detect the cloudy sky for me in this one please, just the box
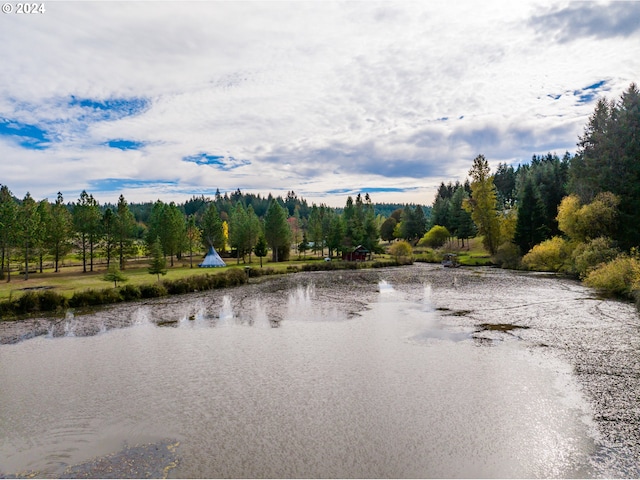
[1,1,638,207]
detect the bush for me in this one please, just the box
[389,240,413,259]
[139,283,168,298]
[572,237,620,279]
[38,290,68,312]
[0,299,15,318]
[119,284,142,301]
[493,241,521,269]
[163,278,191,295]
[584,255,640,296]
[418,225,450,248]
[69,289,104,308]
[225,268,248,287]
[522,236,573,272]
[16,292,39,314]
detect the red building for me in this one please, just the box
[342,245,371,262]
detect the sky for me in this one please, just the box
[1,1,639,208]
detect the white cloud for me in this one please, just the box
[0,1,638,207]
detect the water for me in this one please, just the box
[1,265,639,478]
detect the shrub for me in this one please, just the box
[139,283,168,298]
[119,284,142,301]
[101,288,123,304]
[418,226,450,248]
[0,299,15,317]
[69,289,106,308]
[163,278,191,295]
[522,236,573,272]
[571,237,620,279]
[493,241,521,269]
[38,290,68,312]
[584,255,640,296]
[389,240,413,259]
[225,268,248,287]
[16,292,39,314]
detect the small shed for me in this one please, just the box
[342,245,371,262]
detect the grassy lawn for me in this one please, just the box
[412,237,493,266]
[0,253,339,301]
[0,245,486,303]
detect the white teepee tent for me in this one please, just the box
[199,246,226,267]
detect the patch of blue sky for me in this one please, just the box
[182,153,250,170]
[325,188,352,195]
[183,153,225,166]
[106,139,144,150]
[364,187,413,193]
[68,96,149,121]
[326,187,410,195]
[573,80,607,104]
[0,118,50,149]
[89,178,178,192]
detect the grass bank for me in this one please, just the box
[0,256,412,320]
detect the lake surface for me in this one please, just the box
[1,265,639,478]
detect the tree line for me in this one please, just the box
[0,179,434,281]
[429,83,640,298]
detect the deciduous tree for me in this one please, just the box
[465,154,501,255]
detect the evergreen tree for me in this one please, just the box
[0,185,17,281]
[201,203,224,252]
[514,177,549,254]
[163,202,186,267]
[326,213,344,257]
[430,195,451,231]
[264,200,291,262]
[185,215,201,268]
[18,193,41,280]
[246,205,262,263]
[103,266,128,287]
[569,83,640,250]
[308,205,324,255]
[73,190,91,273]
[494,163,517,207]
[229,202,250,263]
[35,199,51,273]
[299,232,309,259]
[254,234,268,267]
[114,195,136,270]
[449,186,476,247]
[362,193,380,252]
[47,192,72,273]
[148,236,167,281]
[102,208,116,269]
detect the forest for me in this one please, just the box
[0,182,430,280]
[1,83,638,304]
[428,83,640,301]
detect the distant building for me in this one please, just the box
[342,245,371,262]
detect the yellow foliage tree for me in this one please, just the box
[389,240,413,260]
[222,220,229,252]
[522,236,573,272]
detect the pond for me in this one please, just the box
[1,264,639,478]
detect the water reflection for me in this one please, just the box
[0,266,638,478]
